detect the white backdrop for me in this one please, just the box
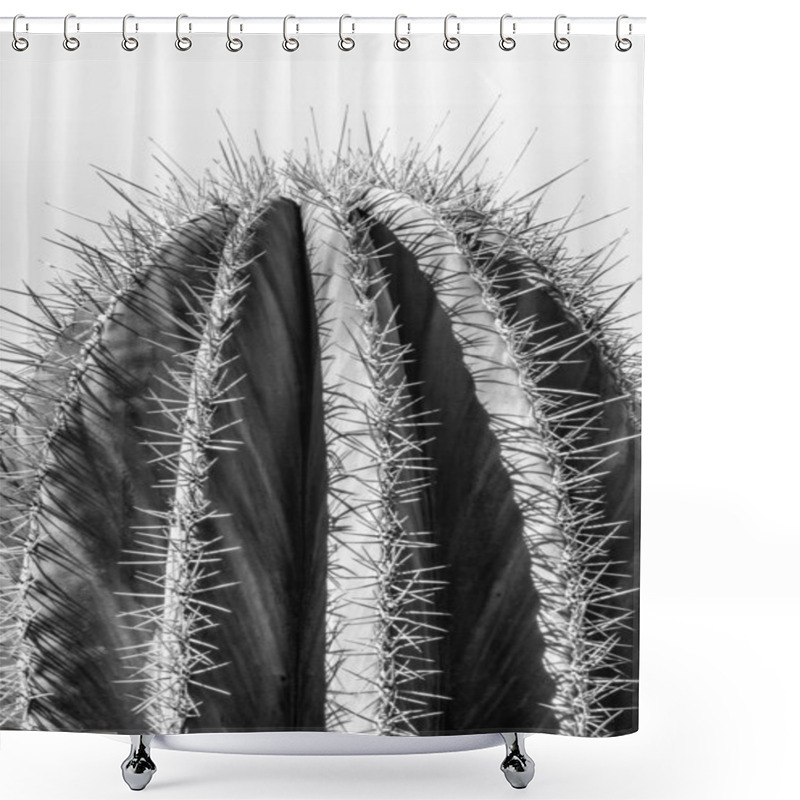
[0,1,797,799]
[0,30,642,342]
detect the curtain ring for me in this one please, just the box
[175,13,192,51]
[338,14,355,51]
[499,13,516,51]
[443,14,460,51]
[226,15,243,51]
[282,15,299,51]
[553,14,570,51]
[63,13,80,51]
[122,14,139,51]
[394,14,410,51]
[615,14,632,51]
[12,14,29,51]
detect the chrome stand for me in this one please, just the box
[117,731,532,790]
[121,734,157,791]
[500,733,535,789]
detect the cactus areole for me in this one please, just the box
[0,127,640,738]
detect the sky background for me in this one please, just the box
[0,32,642,349]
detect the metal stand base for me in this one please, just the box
[117,731,533,790]
[500,733,535,789]
[121,734,157,791]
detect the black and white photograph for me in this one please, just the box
[0,23,641,741]
[0,2,796,800]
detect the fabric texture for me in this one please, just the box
[0,30,643,737]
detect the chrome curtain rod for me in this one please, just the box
[1,15,645,36]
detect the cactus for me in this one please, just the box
[0,116,640,736]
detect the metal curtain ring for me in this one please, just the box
[499,13,515,51]
[12,14,29,51]
[226,15,243,51]
[338,14,355,51]
[394,14,410,51]
[615,14,632,51]
[122,14,139,51]
[63,13,80,51]
[283,15,299,51]
[175,13,192,50]
[553,14,570,51]
[443,13,460,51]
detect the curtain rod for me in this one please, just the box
[0,16,646,36]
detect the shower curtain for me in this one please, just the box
[0,21,643,739]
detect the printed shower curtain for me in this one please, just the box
[0,22,643,738]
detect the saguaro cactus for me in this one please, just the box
[0,121,640,737]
